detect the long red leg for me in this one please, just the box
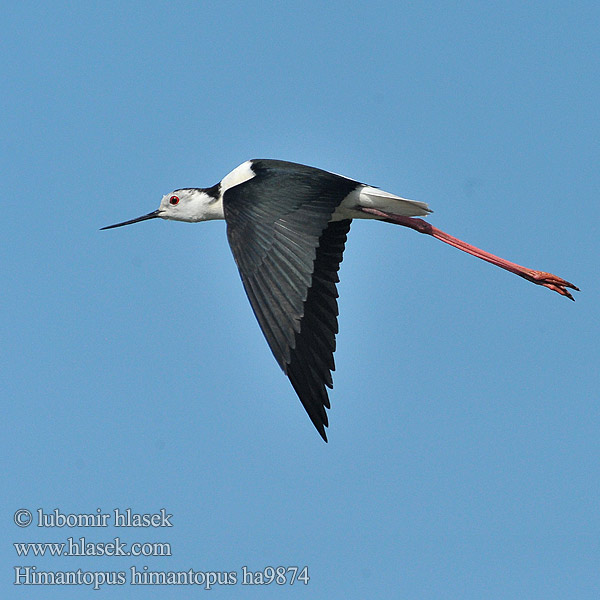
[360,207,579,300]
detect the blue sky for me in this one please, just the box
[2,1,599,598]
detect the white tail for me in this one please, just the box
[358,186,431,217]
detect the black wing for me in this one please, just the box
[223,160,357,441]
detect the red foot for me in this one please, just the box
[521,271,579,301]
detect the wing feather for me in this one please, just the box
[223,160,356,440]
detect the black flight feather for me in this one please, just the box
[223,159,357,440]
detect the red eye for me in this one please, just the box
[169,195,180,205]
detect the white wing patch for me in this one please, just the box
[220,160,256,194]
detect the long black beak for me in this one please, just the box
[100,209,161,230]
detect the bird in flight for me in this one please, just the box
[102,159,578,441]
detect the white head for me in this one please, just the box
[101,186,224,230]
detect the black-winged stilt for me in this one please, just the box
[102,159,578,440]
